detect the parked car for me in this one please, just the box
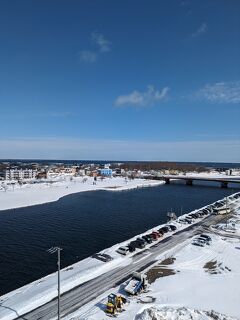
[158,228,165,235]
[161,226,169,233]
[128,241,138,252]
[192,234,211,247]
[178,219,188,224]
[149,232,158,241]
[198,237,210,245]
[200,234,212,242]
[169,224,177,231]
[116,246,129,255]
[135,239,145,249]
[136,237,146,245]
[192,240,205,247]
[202,209,209,215]
[142,235,152,244]
[152,231,161,238]
[128,246,136,253]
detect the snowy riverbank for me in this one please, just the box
[0,176,164,211]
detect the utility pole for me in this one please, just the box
[47,246,62,320]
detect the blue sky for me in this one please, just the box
[0,0,239,161]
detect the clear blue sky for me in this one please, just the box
[0,0,239,162]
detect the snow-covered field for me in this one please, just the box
[65,205,240,320]
[0,176,163,211]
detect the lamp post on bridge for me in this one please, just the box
[47,246,62,320]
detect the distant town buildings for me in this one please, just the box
[97,168,112,176]
[0,160,239,184]
[4,169,37,180]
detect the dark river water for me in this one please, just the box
[0,182,238,295]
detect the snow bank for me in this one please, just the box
[135,306,237,320]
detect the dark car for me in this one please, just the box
[184,218,192,224]
[128,241,138,252]
[191,213,200,218]
[142,235,152,244]
[128,244,136,252]
[158,228,165,235]
[135,242,145,249]
[136,237,146,245]
[192,241,204,247]
[215,202,224,208]
[169,225,177,231]
[135,238,145,248]
[161,226,169,233]
[200,234,212,241]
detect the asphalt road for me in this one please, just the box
[13,212,229,320]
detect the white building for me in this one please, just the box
[4,169,38,181]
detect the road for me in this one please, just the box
[14,213,228,320]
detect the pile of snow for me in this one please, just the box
[213,218,240,235]
[135,306,237,320]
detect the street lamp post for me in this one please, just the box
[47,246,62,320]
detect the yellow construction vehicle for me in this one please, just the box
[105,293,127,315]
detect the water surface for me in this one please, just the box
[0,182,237,295]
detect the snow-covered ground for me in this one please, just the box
[0,176,163,211]
[65,203,240,320]
[67,234,240,320]
[211,215,240,236]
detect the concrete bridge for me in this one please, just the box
[146,175,240,188]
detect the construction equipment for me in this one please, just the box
[105,293,127,315]
[124,272,148,295]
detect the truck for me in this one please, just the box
[213,206,231,215]
[124,272,147,295]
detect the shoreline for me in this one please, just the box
[0,177,164,212]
